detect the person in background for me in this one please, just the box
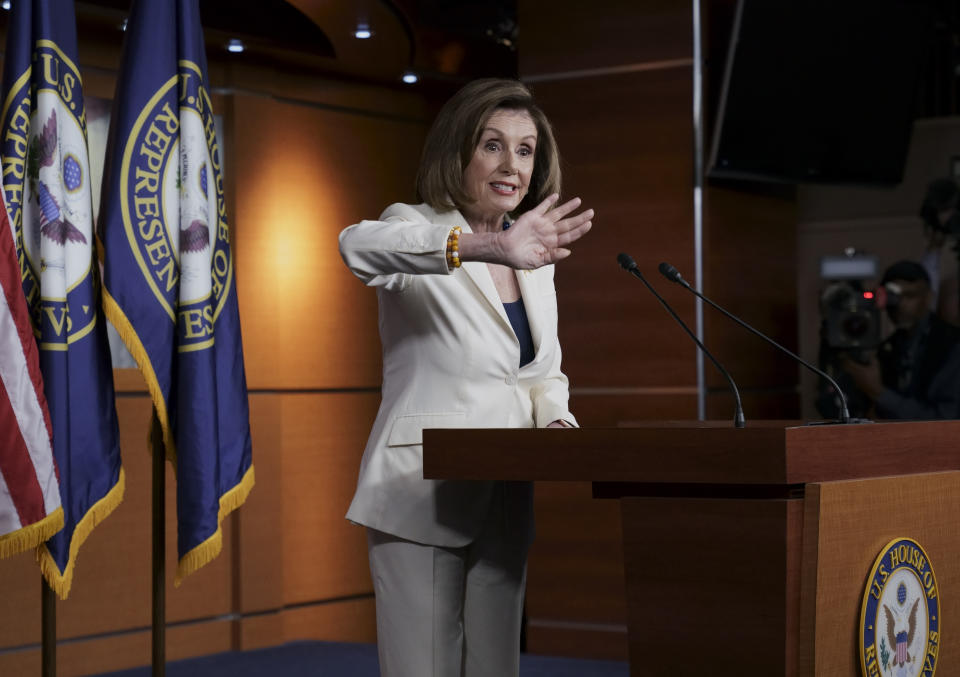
[338,78,592,677]
[842,260,960,419]
[919,177,960,325]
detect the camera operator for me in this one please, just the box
[841,260,960,420]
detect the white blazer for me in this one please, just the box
[339,202,577,547]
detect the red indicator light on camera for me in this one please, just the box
[863,292,874,299]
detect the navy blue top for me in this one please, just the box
[503,298,535,368]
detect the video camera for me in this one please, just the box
[819,251,901,350]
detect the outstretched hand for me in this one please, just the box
[498,194,593,269]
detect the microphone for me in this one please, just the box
[617,253,745,428]
[657,262,854,424]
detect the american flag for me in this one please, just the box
[896,630,908,664]
[0,202,63,557]
[37,181,60,228]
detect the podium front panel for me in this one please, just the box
[799,471,960,677]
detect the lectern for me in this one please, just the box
[423,421,960,676]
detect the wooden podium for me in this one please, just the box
[423,421,960,676]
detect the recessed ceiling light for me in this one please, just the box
[354,23,372,39]
[227,39,245,53]
[2,1,11,10]
[402,72,418,84]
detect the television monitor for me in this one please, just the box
[707,0,931,185]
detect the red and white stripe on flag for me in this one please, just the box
[0,203,62,557]
[897,638,907,665]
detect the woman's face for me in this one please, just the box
[462,109,537,223]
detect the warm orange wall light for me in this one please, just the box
[231,94,425,391]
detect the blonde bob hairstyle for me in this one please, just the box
[416,78,561,216]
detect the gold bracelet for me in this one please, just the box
[446,226,461,269]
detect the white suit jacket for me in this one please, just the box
[339,202,577,547]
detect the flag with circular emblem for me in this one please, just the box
[0,0,124,598]
[99,0,254,584]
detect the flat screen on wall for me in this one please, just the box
[707,0,930,185]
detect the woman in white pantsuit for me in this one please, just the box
[339,78,593,677]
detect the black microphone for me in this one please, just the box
[657,262,854,424]
[617,253,745,428]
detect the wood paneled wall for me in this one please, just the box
[226,87,431,654]
[517,0,799,661]
[518,0,696,661]
[702,182,799,420]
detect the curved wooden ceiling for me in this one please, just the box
[64,0,516,86]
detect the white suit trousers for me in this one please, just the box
[366,491,529,677]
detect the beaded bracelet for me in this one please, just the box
[446,226,462,269]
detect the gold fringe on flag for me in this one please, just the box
[174,464,255,585]
[100,285,177,463]
[0,507,64,559]
[37,469,125,599]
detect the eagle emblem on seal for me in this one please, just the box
[882,587,920,675]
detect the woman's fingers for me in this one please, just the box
[557,219,592,247]
[533,193,561,214]
[546,196,582,221]
[543,206,593,250]
[556,208,594,233]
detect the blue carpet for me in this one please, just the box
[94,640,629,677]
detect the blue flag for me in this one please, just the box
[99,0,253,583]
[0,0,124,598]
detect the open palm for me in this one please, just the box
[500,194,593,269]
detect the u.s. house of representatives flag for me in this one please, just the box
[0,0,124,597]
[99,0,253,583]
[0,203,63,558]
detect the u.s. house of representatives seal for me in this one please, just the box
[860,538,940,677]
[119,59,231,352]
[2,40,97,349]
